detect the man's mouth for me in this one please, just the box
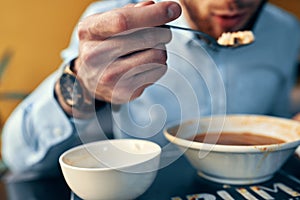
[212,12,246,30]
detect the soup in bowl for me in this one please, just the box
[164,115,300,185]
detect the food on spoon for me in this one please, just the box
[217,31,255,46]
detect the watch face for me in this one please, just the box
[60,73,84,108]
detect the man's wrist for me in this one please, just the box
[54,61,107,119]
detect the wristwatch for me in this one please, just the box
[56,61,107,118]
[58,64,93,111]
[56,64,95,118]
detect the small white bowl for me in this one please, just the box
[59,139,161,200]
[164,115,300,185]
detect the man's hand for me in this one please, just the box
[73,1,181,104]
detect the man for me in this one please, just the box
[2,0,300,175]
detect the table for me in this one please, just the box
[1,154,300,200]
[138,155,300,200]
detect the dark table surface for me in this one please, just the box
[1,154,300,200]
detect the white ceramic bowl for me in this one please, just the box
[59,139,161,200]
[164,115,300,185]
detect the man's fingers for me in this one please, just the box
[110,62,167,104]
[78,1,181,40]
[80,27,171,66]
[124,1,155,8]
[105,45,168,82]
[134,1,155,7]
[125,1,181,28]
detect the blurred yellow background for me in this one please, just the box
[0,0,95,125]
[0,0,299,127]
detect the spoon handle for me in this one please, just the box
[160,24,221,50]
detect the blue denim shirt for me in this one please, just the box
[2,0,300,174]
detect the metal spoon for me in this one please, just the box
[161,24,252,50]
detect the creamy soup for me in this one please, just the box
[188,132,285,146]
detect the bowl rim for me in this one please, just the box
[163,114,300,153]
[59,139,161,171]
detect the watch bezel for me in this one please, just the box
[59,72,85,109]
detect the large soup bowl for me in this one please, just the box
[164,115,300,185]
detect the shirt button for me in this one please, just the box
[53,128,63,137]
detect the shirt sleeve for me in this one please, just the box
[1,72,75,173]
